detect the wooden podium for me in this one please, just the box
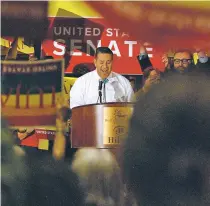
[71,102,134,148]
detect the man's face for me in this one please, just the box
[94,53,113,79]
[173,52,192,73]
[198,51,207,58]
[198,51,208,63]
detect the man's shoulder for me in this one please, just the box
[112,72,129,82]
[113,72,132,87]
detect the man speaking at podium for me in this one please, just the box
[70,47,134,109]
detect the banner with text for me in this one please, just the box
[1,59,64,127]
[43,10,165,74]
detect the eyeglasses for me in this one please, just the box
[174,59,192,64]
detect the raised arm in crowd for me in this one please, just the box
[135,45,210,98]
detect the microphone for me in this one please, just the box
[98,80,103,103]
[98,80,103,91]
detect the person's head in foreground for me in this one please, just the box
[71,148,125,206]
[123,74,210,206]
[173,50,194,73]
[94,47,113,80]
[1,118,27,206]
[24,156,85,206]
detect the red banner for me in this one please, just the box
[40,2,210,75]
[42,16,166,74]
[20,129,56,149]
[86,2,210,51]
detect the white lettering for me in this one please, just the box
[108,40,121,57]
[63,27,71,35]
[97,40,102,47]
[52,39,155,58]
[77,27,83,36]
[53,27,61,36]
[146,47,153,58]
[70,39,82,56]
[122,32,129,37]
[146,47,153,52]
[86,40,96,56]
[124,41,137,57]
[93,28,101,36]
[114,28,120,37]
[53,39,65,56]
[106,28,113,37]
[85,28,92,36]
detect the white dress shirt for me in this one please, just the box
[70,70,134,109]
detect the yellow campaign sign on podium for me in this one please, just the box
[103,107,133,145]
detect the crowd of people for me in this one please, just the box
[2,46,210,206]
[137,47,210,96]
[69,46,210,101]
[2,1,210,204]
[2,57,210,206]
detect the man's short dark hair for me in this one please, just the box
[72,63,92,77]
[123,74,210,206]
[95,47,113,58]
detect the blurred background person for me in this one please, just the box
[53,104,78,163]
[163,49,196,74]
[137,45,153,73]
[1,118,27,206]
[24,156,85,206]
[2,117,85,206]
[123,74,210,206]
[138,45,196,75]
[136,47,201,98]
[125,76,137,92]
[72,63,94,78]
[72,148,137,206]
[196,50,210,74]
[136,45,161,97]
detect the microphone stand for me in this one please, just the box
[103,82,106,103]
[98,80,103,104]
[99,90,102,103]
